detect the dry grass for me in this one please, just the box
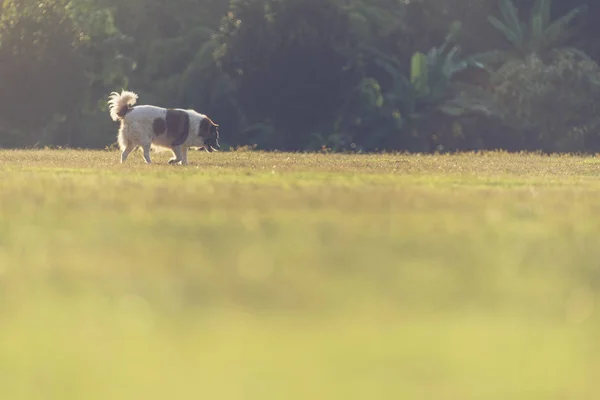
[1,149,600,399]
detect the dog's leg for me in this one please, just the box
[181,146,188,165]
[121,143,135,164]
[168,146,183,165]
[141,144,152,164]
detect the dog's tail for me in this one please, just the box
[108,90,138,122]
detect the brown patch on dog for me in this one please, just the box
[165,109,190,146]
[152,117,166,135]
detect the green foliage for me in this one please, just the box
[0,0,598,153]
[460,0,600,152]
[334,20,489,152]
[214,0,401,150]
[0,0,128,146]
[488,49,600,152]
[476,0,588,66]
[411,52,429,97]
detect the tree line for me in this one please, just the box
[1,0,600,153]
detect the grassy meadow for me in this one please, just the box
[1,148,600,399]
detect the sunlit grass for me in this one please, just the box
[0,149,599,399]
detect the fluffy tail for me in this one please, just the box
[108,90,138,122]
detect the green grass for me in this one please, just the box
[1,149,600,399]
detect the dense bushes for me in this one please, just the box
[0,0,599,153]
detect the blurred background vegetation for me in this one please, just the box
[1,0,600,153]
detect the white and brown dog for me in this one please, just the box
[108,90,220,164]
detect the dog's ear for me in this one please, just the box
[198,118,210,137]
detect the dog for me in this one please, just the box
[108,90,220,164]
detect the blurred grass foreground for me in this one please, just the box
[0,149,599,399]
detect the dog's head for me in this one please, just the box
[199,117,220,152]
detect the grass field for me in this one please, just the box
[1,149,600,399]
